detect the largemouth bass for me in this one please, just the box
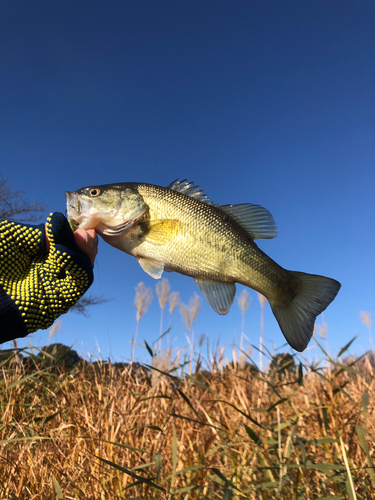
[65,179,341,351]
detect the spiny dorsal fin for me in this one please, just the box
[219,203,278,240]
[167,179,214,205]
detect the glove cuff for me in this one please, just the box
[0,286,28,343]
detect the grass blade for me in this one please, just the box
[153,452,161,482]
[144,340,154,357]
[170,412,227,432]
[244,424,262,445]
[185,375,219,395]
[338,336,358,358]
[340,437,357,500]
[52,475,63,499]
[298,362,304,386]
[94,455,165,492]
[144,363,179,382]
[355,425,375,489]
[362,392,369,423]
[177,388,200,417]
[210,468,243,494]
[170,424,178,492]
[317,497,345,500]
[222,489,233,499]
[0,436,51,445]
[214,400,264,429]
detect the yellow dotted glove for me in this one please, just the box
[0,213,94,343]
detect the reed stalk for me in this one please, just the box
[257,292,266,371]
[156,278,171,352]
[132,282,153,362]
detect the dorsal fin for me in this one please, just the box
[167,179,214,205]
[219,203,278,240]
[167,179,277,240]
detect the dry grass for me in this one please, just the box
[0,338,374,499]
[132,282,153,362]
[156,279,171,350]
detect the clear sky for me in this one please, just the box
[1,0,374,365]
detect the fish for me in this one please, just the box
[65,179,341,351]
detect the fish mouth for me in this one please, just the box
[65,191,147,234]
[65,191,90,228]
[65,192,80,217]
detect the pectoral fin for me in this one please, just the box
[144,220,182,246]
[195,279,236,315]
[137,257,164,279]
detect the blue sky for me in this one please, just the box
[1,0,374,365]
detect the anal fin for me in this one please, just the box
[195,279,236,315]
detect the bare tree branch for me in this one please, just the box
[69,295,110,317]
[0,175,46,221]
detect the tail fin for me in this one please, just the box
[269,272,341,352]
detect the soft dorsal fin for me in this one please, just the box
[219,203,278,240]
[167,179,214,205]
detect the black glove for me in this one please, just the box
[0,212,94,343]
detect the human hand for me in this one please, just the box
[46,226,98,267]
[73,228,98,267]
[0,213,96,343]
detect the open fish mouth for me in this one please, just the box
[65,192,80,219]
[67,218,79,232]
[65,191,91,229]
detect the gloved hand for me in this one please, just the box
[0,212,95,343]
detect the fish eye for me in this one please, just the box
[89,188,101,197]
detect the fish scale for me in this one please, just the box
[136,183,279,288]
[66,179,341,351]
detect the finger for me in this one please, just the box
[73,228,98,266]
[45,227,50,252]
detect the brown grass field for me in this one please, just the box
[0,336,374,500]
[0,281,374,499]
